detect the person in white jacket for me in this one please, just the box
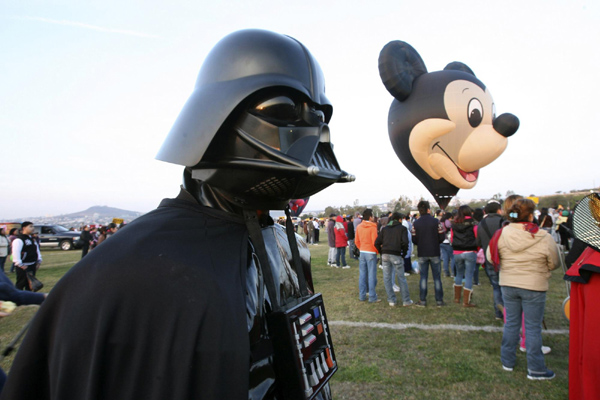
[487,198,559,380]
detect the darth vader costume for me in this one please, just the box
[1,30,353,400]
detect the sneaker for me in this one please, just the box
[404,272,410,277]
[330,264,338,268]
[389,302,396,307]
[436,301,447,307]
[342,265,350,269]
[415,301,426,307]
[527,370,555,381]
[369,299,382,303]
[403,300,414,307]
[378,264,383,269]
[520,346,551,355]
[502,365,513,372]
[393,284,400,292]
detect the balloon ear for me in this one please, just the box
[444,62,476,77]
[379,41,427,101]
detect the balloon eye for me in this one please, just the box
[467,98,483,127]
[254,96,300,121]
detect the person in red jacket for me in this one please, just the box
[334,216,350,269]
[355,209,380,302]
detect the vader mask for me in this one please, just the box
[157,29,354,210]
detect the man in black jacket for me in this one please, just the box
[11,222,42,291]
[476,201,505,319]
[375,213,413,306]
[347,215,357,259]
[411,201,446,307]
[80,225,93,258]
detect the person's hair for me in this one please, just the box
[540,207,549,215]
[390,212,402,222]
[503,194,523,215]
[99,227,107,234]
[362,208,373,221]
[473,207,484,222]
[435,209,443,217]
[9,228,17,235]
[484,201,501,215]
[454,205,472,223]
[21,221,33,229]
[507,198,536,223]
[346,215,352,222]
[417,201,430,216]
[441,211,452,223]
[0,228,5,235]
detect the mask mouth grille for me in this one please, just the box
[246,177,295,197]
[310,143,340,173]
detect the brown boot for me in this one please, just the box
[463,288,477,307]
[454,284,462,303]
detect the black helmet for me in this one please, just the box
[157,29,353,209]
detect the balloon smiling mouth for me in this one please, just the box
[458,168,479,182]
[433,142,479,183]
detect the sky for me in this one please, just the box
[1,0,599,219]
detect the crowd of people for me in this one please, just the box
[0,197,578,393]
[294,195,573,381]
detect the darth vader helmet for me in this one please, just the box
[157,29,353,210]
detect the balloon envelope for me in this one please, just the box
[288,198,309,217]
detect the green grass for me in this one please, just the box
[309,244,569,399]
[0,245,570,399]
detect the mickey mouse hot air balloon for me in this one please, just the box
[379,41,519,209]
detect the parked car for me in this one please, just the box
[33,225,82,251]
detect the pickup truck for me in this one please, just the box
[33,225,82,251]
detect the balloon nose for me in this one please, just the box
[493,113,519,137]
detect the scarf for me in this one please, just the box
[488,222,539,272]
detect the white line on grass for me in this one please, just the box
[330,320,569,335]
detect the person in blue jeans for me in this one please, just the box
[439,212,455,277]
[451,205,478,307]
[355,209,380,303]
[487,198,559,380]
[411,201,446,307]
[476,201,505,319]
[375,213,413,306]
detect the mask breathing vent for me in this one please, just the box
[246,177,295,197]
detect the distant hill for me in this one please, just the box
[62,206,142,219]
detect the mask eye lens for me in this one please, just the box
[314,109,325,123]
[253,96,300,122]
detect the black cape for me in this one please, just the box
[1,194,250,399]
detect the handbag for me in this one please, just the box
[476,248,485,264]
[352,245,360,258]
[26,271,44,292]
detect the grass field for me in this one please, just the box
[0,244,570,399]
